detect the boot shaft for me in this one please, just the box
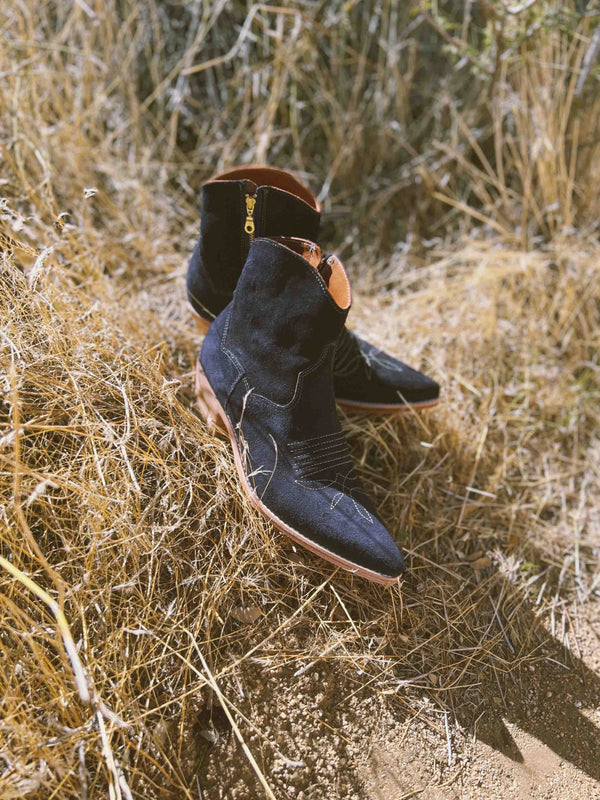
[225,237,350,406]
[188,167,320,319]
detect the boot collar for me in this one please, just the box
[269,236,351,311]
[224,237,351,405]
[207,165,320,212]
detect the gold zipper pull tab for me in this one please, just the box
[244,193,256,239]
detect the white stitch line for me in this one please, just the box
[197,364,394,581]
[219,307,252,394]
[297,449,353,465]
[290,432,346,447]
[289,441,346,455]
[299,458,354,479]
[296,452,351,472]
[295,473,374,525]
[289,431,346,449]
[290,433,346,450]
[295,456,354,474]
[236,343,335,411]
[290,430,345,443]
[292,443,348,460]
[291,444,351,462]
[294,451,353,471]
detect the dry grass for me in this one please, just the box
[1,2,599,798]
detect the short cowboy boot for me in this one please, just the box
[187,166,440,413]
[196,236,405,584]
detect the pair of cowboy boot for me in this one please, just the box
[188,167,439,584]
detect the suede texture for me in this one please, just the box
[333,328,440,405]
[187,181,245,321]
[259,186,320,241]
[187,179,319,322]
[225,239,346,405]
[187,168,440,409]
[200,238,405,578]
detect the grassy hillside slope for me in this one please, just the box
[1,3,599,798]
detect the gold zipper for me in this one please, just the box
[244,193,256,242]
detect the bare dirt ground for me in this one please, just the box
[362,601,600,800]
[198,598,600,799]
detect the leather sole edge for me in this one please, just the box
[336,396,440,414]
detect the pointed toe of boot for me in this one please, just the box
[261,475,405,584]
[387,364,440,405]
[331,499,406,580]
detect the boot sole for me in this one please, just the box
[195,361,402,586]
[191,310,439,415]
[334,396,440,414]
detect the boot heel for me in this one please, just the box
[190,310,211,335]
[195,363,227,434]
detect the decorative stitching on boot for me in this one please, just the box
[293,444,349,466]
[334,329,366,379]
[295,469,374,524]
[222,336,336,410]
[289,432,353,478]
[288,432,373,524]
[294,446,349,467]
[295,452,354,479]
[220,307,251,395]
[362,347,406,374]
[288,430,347,450]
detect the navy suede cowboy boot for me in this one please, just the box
[187,165,440,414]
[196,236,405,584]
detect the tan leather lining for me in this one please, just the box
[323,254,351,310]
[271,236,322,269]
[270,237,351,311]
[210,165,319,211]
